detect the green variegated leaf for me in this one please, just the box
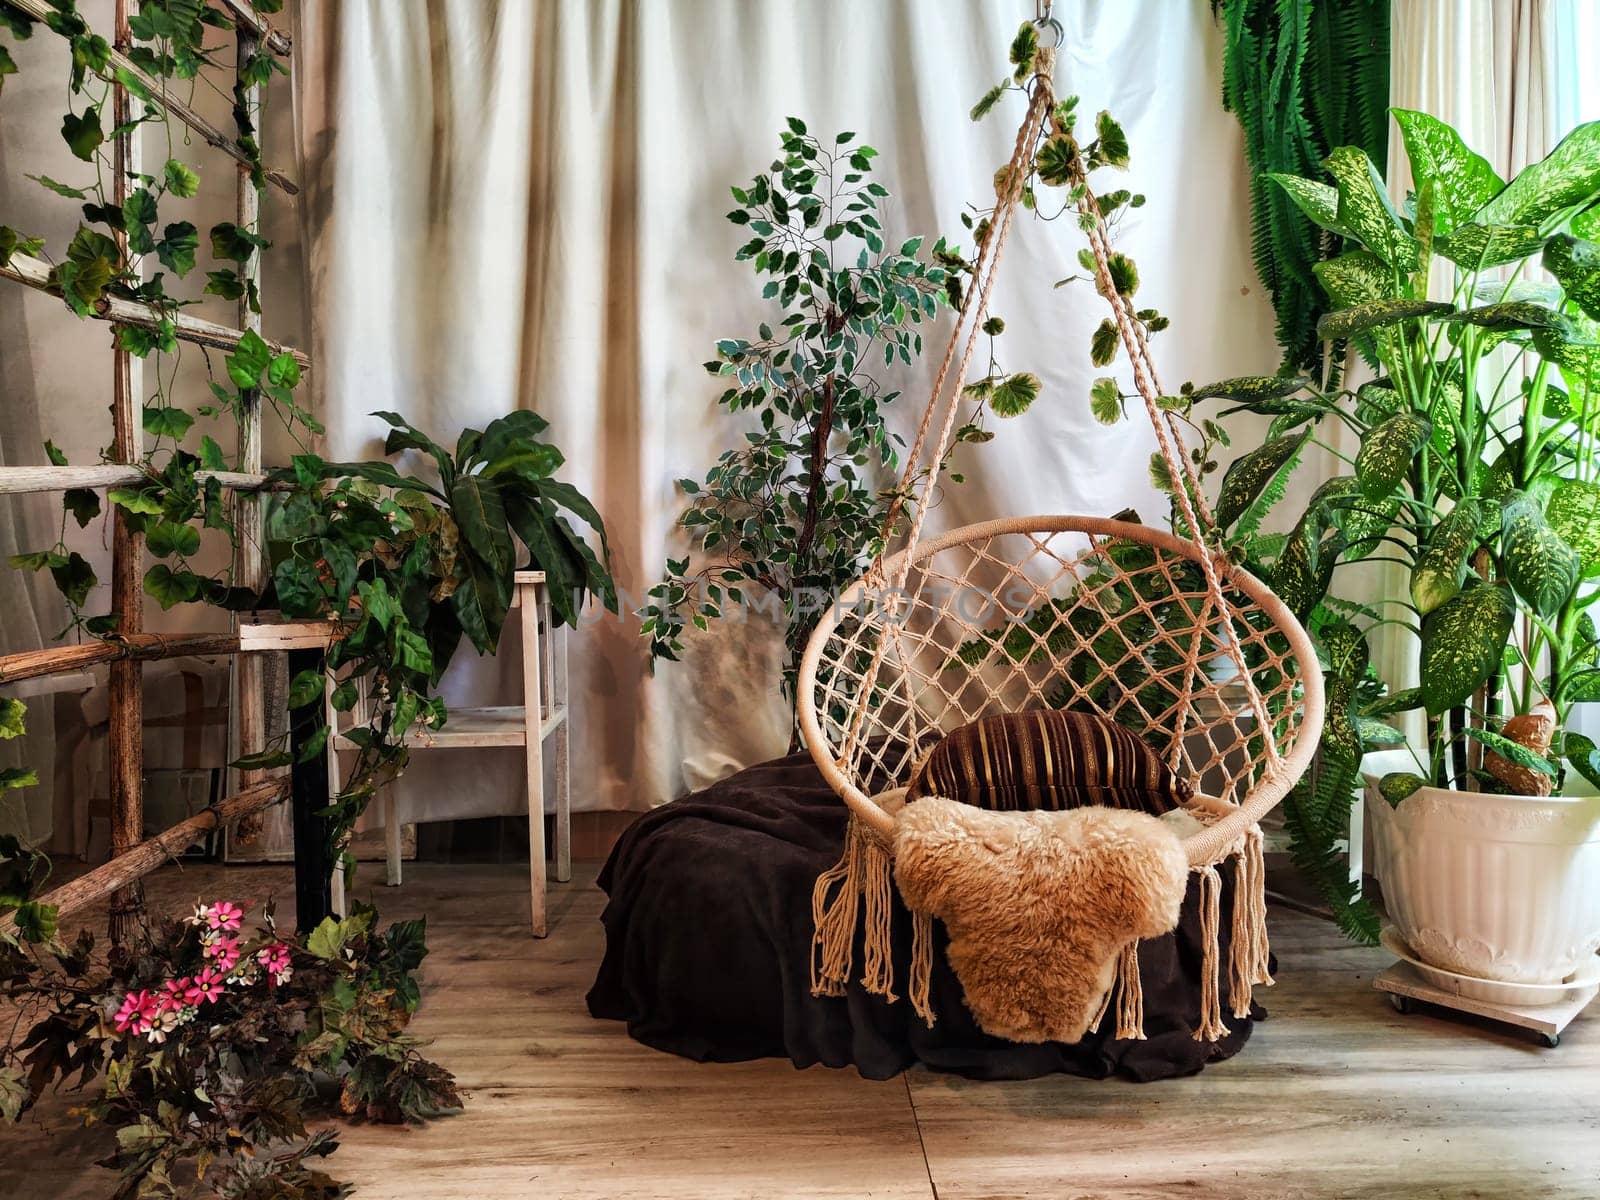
[1320,620,1371,679]
[1324,146,1419,269]
[1461,727,1558,777]
[991,371,1040,417]
[1089,377,1121,425]
[0,697,24,740]
[1273,518,1342,620]
[1500,491,1580,617]
[1355,716,1407,746]
[1411,499,1482,615]
[1312,250,1395,308]
[1474,119,1600,229]
[1302,475,1396,561]
[1267,173,1348,235]
[1214,427,1310,531]
[1355,412,1430,498]
[1392,108,1505,233]
[1419,582,1515,715]
[1363,687,1425,717]
[1379,772,1426,806]
[1186,376,1310,403]
[1543,235,1600,321]
[1565,732,1600,790]
[1441,302,1573,334]
[1546,480,1600,571]
[1436,222,1546,269]
[1471,278,1562,306]
[1317,299,1452,341]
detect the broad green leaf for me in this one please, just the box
[145,519,200,559]
[1324,146,1419,269]
[1565,731,1600,790]
[142,405,194,441]
[1355,716,1407,746]
[267,351,300,390]
[0,697,25,740]
[1392,108,1504,233]
[226,328,272,389]
[62,487,99,528]
[1474,119,1600,229]
[1312,250,1395,308]
[1186,376,1309,404]
[107,486,163,515]
[1089,320,1119,367]
[449,473,514,579]
[1379,772,1426,806]
[0,767,38,791]
[1441,301,1572,334]
[1543,234,1600,321]
[1273,518,1342,620]
[1094,111,1128,168]
[164,158,199,197]
[61,105,102,161]
[1317,299,1452,341]
[1461,726,1557,777]
[1411,500,1481,614]
[1214,427,1310,531]
[155,220,198,277]
[1035,135,1075,187]
[1089,377,1121,425]
[1363,687,1425,717]
[10,900,55,944]
[1546,479,1600,571]
[1267,174,1348,236]
[144,563,205,609]
[1500,491,1580,617]
[1355,412,1430,498]
[49,552,95,607]
[1435,222,1545,269]
[990,372,1040,417]
[1419,582,1515,715]
[287,667,324,710]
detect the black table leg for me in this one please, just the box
[287,645,332,934]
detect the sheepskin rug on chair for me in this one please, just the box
[893,798,1189,1044]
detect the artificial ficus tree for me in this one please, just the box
[641,120,1022,713]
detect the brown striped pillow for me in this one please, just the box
[904,709,1192,815]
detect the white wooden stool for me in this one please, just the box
[326,570,572,935]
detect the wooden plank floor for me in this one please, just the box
[3,861,1596,1199]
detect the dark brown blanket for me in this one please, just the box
[586,750,1258,1080]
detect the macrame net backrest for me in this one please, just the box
[797,35,1324,1042]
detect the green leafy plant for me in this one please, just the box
[1204,110,1600,938]
[246,411,615,853]
[2,888,457,1198]
[640,120,1009,711]
[1215,0,1391,378]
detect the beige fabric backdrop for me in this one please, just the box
[291,0,1279,823]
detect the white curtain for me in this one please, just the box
[289,0,1279,821]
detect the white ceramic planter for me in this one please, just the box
[1364,778,1600,984]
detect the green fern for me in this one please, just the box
[1216,0,1390,379]
[1281,756,1383,944]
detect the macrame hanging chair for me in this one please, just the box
[796,26,1325,1043]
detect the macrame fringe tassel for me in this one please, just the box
[809,814,937,1025]
[1113,940,1147,1041]
[1192,863,1228,1042]
[1228,827,1274,1018]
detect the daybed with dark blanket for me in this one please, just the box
[586,750,1259,1081]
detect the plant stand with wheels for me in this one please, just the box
[325,571,571,936]
[1376,961,1596,1048]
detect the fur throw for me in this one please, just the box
[892,797,1189,1043]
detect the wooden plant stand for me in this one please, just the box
[1376,960,1597,1048]
[325,571,571,936]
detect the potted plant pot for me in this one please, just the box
[1364,775,1600,984]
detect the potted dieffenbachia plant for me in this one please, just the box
[1210,109,1600,979]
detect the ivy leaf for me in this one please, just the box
[1418,582,1515,715]
[143,405,195,441]
[164,158,200,198]
[1106,252,1138,297]
[0,697,25,740]
[1089,318,1119,367]
[145,519,200,559]
[61,105,102,161]
[1089,377,1121,425]
[144,563,205,609]
[1213,427,1310,531]
[1094,111,1129,168]
[155,220,198,277]
[990,372,1040,418]
[1355,412,1431,499]
[203,269,244,300]
[49,551,96,607]
[1035,136,1076,187]
[63,487,100,528]
[0,767,38,791]
[226,328,273,389]
[209,220,269,263]
[267,351,301,390]
[1500,491,1580,617]
[1008,21,1038,82]
[107,486,164,515]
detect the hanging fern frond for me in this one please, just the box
[1216,0,1391,381]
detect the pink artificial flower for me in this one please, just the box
[206,901,244,933]
[257,942,293,985]
[113,989,152,1034]
[202,934,240,971]
[191,969,225,1005]
[159,978,192,1014]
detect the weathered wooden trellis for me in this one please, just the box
[0,0,332,937]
